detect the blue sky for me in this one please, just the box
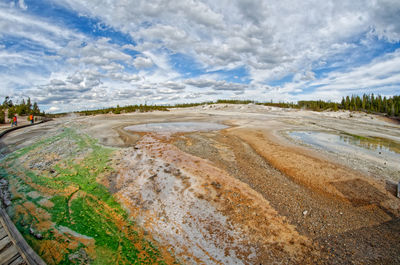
[1,0,400,112]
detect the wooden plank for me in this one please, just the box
[0,227,8,240]
[0,244,19,264]
[9,255,26,265]
[0,208,46,265]
[0,235,11,251]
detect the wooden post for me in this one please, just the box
[397,181,400,198]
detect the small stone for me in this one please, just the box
[68,248,92,263]
[172,168,181,176]
[29,227,43,240]
[302,210,308,216]
[211,181,221,189]
[3,199,11,207]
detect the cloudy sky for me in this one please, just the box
[1,0,400,112]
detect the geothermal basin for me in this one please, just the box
[1,104,399,264]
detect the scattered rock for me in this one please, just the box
[29,227,43,239]
[172,168,181,177]
[0,178,11,207]
[302,210,308,216]
[68,248,92,264]
[211,181,222,189]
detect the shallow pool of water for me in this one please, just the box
[125,122,229,133]
[288,130,400,177]
[289,131,400,156]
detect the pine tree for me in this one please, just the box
[0,109,4,124]
[361,94,366,110]
[33,102,40,115]
[27,97,32,113]
[8,106,15,119]
[345,96,350,110]
[350,95,356,111]
[3,96,13,108]
[341,97,345,109]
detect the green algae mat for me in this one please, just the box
[0,128,176,264]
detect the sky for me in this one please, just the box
[1,0,400,113]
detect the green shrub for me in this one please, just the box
[0,110,5,124]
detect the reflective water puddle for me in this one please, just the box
[288,131,400,178]
[125,122,228,133]
[288,131,400,156]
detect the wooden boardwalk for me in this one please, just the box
[0,123,47,265]
[0,212,27,265]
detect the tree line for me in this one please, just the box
[209,94,400,117]
[16,93,399,119]
[75,94,399,118]
[0,96,43,124]
[292,94,399,116]
[76,104,169,116]
[340,94,399,116]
